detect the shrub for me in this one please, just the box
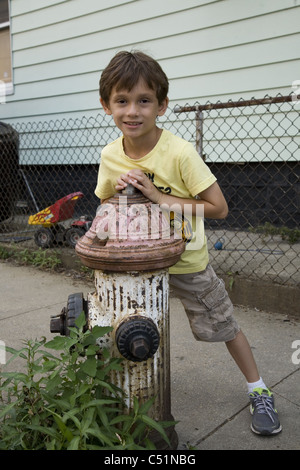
[249,222,300,244]
[0,313,170,450]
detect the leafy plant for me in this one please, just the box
[249,222,300,245]
[0,313,171,450]
[226,270,239,291]
[19,248,62,269]
[80,265,94,279]
[0,246,14,259]
[0,245,62,269]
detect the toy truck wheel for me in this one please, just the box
[65,227,85,248]
[34,227,54,248]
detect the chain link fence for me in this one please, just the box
[0,94,299,286]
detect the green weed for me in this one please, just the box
[249,222,300,245]
[0,313,171,450]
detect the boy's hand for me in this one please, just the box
[116,172,228,219]
[116,169,163,204]
[115,174,129,192]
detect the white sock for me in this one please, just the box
[247,377,267,394]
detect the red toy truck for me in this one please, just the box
[28,192,92,248]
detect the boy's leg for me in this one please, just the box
[226,330,282,435]
[169,265,282,435]
[225,330,260,383]
[169,264,240,343]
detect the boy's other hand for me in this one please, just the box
[115,173,129,192]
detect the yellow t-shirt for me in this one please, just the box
[94,129,216,274]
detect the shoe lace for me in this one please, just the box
[252,391,276,423]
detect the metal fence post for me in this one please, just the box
[195,107,204,160]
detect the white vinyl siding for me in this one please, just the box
[1,0,299,165]
[1,0,298,121]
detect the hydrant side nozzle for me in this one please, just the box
[50,307,67,335]
[50,293,88,336]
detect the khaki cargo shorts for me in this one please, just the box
[169,264,240,342]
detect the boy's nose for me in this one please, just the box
[127,103,139,116]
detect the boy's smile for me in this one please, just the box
[100,79,168,158]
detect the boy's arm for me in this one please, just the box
[116,170,228,220]
[195,182,228,219]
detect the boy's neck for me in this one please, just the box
[123,127,163,160]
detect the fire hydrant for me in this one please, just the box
[50,185,185,449]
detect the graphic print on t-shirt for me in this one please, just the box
[144,171,193,245]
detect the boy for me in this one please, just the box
[95,50,281,436]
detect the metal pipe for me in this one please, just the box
[173,94,300,113]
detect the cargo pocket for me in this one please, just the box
[196,278,233,326]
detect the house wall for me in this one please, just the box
[2,0,299,123]
[0,0,298,229]
[0,0,299,176]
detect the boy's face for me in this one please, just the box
[100,78,168,142]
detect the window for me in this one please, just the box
[0,0,13,99]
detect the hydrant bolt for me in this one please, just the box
[130,337,150,361]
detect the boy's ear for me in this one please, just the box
[100,97,112,115]
[157,97,169,117]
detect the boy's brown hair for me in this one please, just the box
[99,51,169,105]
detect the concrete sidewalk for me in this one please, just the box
[0,262,299,450]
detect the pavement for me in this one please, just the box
[0,261,299,450]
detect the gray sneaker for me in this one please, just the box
[249,388,282,435]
